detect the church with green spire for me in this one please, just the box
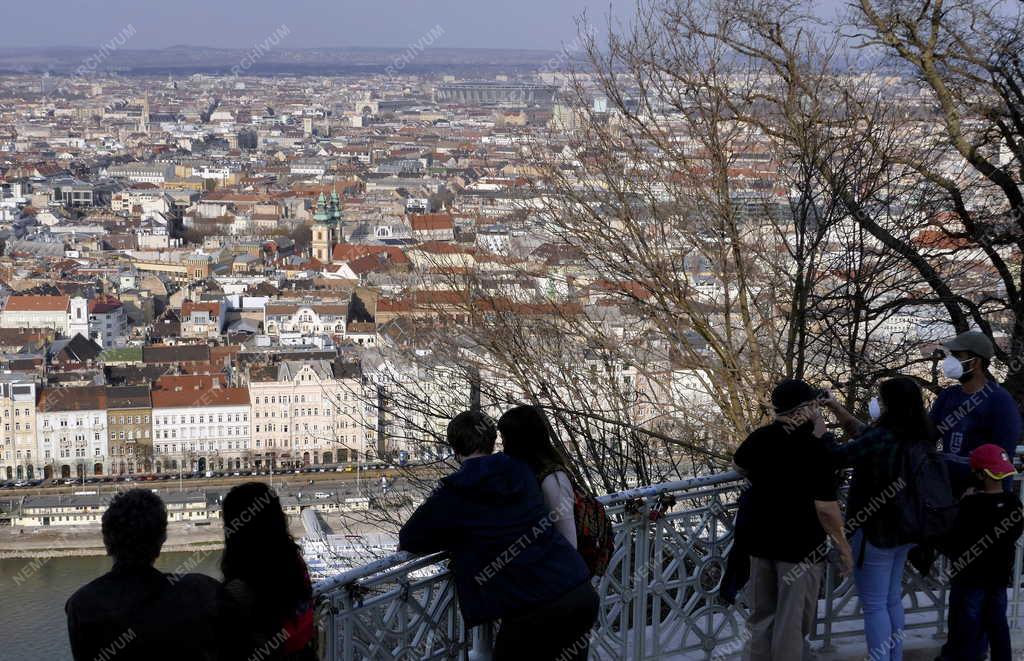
[311,187,343,263]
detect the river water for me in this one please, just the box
[0,552,222,660]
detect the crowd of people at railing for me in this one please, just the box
[62,404,607,661]
[732,331,1024,661]
[62,330,1024,661]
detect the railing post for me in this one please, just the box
[340,587,354,661]
[1010,478,1024,631]
[468,622,494,661]
[631,503,650,660]
[316,596,334,661]
[818,562,836,653]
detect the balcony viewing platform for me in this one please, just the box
[313,470,1024,661]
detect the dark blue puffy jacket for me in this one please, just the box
[399,452,590,627]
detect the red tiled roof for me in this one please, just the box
[151,386,249,408]
[414,241,475,255]
[332,244,410,265]
[4,295,70,312]
[37,385,106,412]
[410,213,454,231]
[89,296,123,314]
[181,301,221,317]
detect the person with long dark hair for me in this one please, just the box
[825,377,940,661]
[221,482,316,661]
[497,405,577,549]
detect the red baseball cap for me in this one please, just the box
[969,444,1017,480]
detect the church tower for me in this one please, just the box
[311,187,343,264]
[311,192,333,263]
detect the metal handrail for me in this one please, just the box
[314,469,1024,660]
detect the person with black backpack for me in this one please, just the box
[825,377,952,661]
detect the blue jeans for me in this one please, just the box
[945,582,1011,661]
[851,530,913,661]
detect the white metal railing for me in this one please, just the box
[314,470,1024,660]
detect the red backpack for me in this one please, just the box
[540,467,615,577]
[573,486,615,576]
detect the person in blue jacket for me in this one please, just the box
[399,410,598,661]
[929,331,1022,495]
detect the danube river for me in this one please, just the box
[0,552,221,660]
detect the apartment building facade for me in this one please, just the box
[0,376,38,480]
[106,386,153,475]
[152,384,251,473]
[248,360,374,469]
[36,386,109,479]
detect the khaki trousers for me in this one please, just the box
[743,556,823,661]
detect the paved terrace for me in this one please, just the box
[312,471,1024,660]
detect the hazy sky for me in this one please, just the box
[7,0,848,51]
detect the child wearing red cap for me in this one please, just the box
[939,444,1023,661]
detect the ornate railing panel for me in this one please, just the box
[316,552,490,661]
[315,471,1024,660]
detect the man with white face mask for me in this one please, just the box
[929,331,1021,496]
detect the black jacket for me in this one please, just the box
[399,452,590,627]
[733,421,840,563]
[66,563,239,661]
[942,491,1024,588]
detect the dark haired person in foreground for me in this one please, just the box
[65,489,235,661]
[221,482,317,661]
[399,410,598,660]
[826,377,940,661]
[497,405,577,548]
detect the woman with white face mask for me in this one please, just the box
[823,378,940,661]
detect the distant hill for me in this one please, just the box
[0,46,582,76]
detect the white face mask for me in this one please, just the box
[868,397,882,420]
[942,354,965,380]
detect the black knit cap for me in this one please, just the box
[771,379,823,414]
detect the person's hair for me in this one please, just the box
[497,405,568,475]
[447,410,496,457]
[877,377,938,444]
[221,483,309,622]
[102,489,167,567]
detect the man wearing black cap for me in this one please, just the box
[930,331,1022,495]
[733,379,851,661]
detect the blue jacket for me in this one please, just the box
[930,381,1022,494]
[398,452,590,627]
